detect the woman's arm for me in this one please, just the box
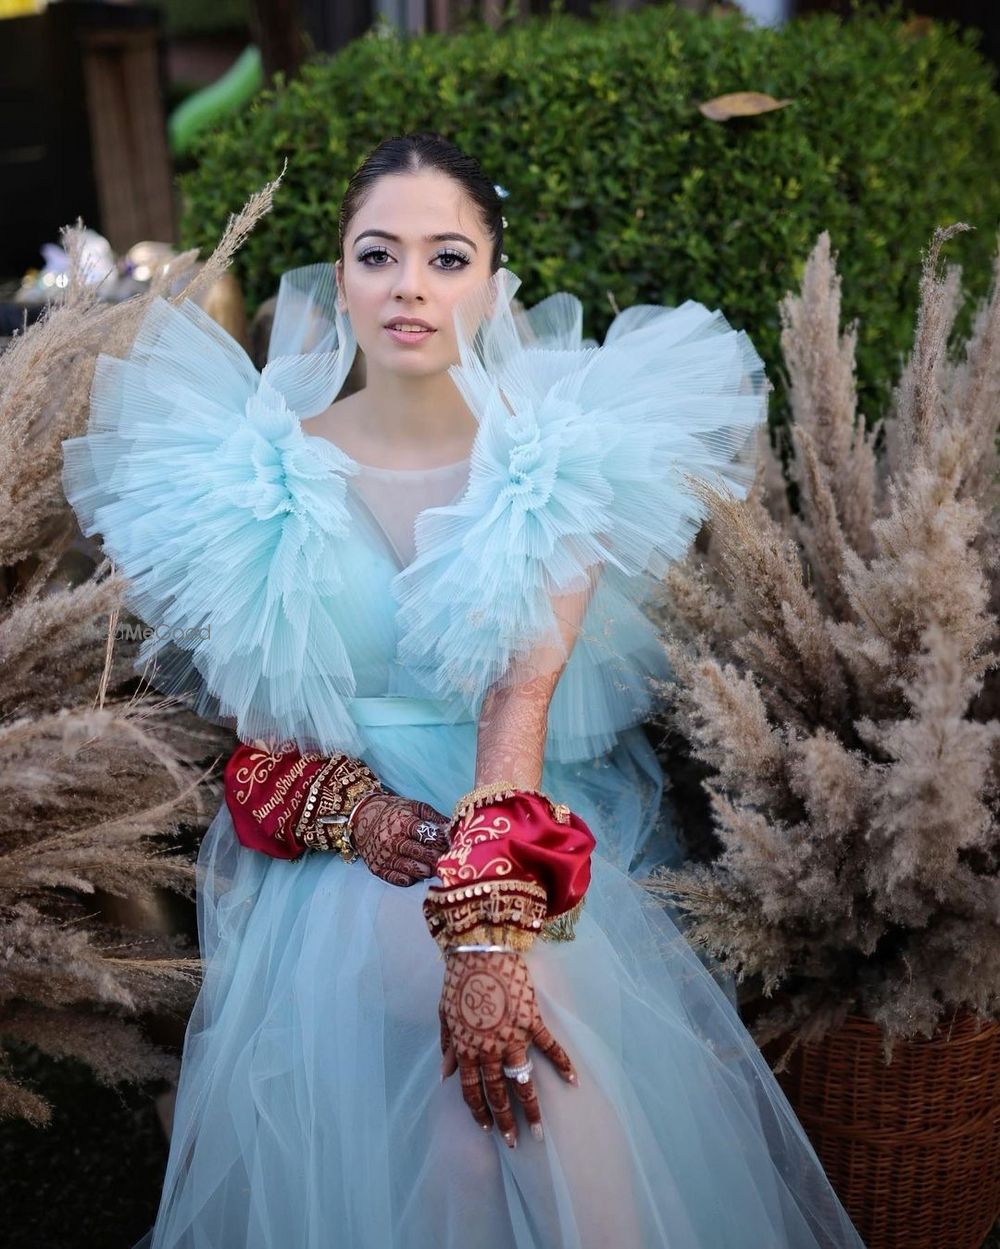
[425,570,603,1145]
[473,572,599,790]
[224,743,387,859]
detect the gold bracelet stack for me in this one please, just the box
[423,878,549,955]
[294,756,385,861]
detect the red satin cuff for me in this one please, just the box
[436,791,596,917]
[224,743,326,860]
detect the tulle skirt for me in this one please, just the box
[134,720,866,1249]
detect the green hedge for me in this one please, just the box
[177,2,1000,428]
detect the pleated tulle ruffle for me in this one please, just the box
[61,269,369,757]
[392,268,772,760]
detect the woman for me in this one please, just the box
[62,132,867,1248]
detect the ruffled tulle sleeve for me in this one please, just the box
[60,264,368,756]
[393,268,771,763]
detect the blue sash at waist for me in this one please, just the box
[346,695,476,728]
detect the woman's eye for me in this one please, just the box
[356,248,470,270]
[435,250,470,270]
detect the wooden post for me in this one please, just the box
[250,0,308,83]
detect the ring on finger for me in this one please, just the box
[502,1059,534,1084]
[413,820,448,846]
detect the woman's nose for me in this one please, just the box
[390,256,427,303]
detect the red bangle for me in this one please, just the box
[224,743,325,860]
[436,789,596,919]
[223,743,383,861]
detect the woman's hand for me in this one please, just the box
[350,793,451,887]
[439,949,578,1147]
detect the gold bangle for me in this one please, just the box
[308,783,384,857]
[295,755,384,854]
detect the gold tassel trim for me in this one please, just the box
[439,922,541,954]
[540,895,586,943]
[424,878,549,954]
[424,881,588,953]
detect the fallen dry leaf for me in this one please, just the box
[698,92,792,121]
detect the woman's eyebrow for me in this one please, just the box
[353,229,479,251]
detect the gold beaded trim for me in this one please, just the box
[450,782,572,828]
[293,758,343,843]
[423,879,549,954]
[316,768,381,823]
[422,894,585,951]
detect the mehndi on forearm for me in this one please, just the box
[474,572,599,789]
[474,669,560,791]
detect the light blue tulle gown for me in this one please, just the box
[61,264,867,1249]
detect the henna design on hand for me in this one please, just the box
[351,793,451,887]
[438,950,578,1147]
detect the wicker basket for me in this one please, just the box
[755,1007,1000,1249]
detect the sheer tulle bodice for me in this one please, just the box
[345,455,472,570]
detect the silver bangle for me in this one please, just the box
[444,943,515,955]
[345,787,382,828]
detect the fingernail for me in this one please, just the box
[481,1123,492,1133]
[530,1122,544,1141]
[568,1072,579,1086]
[503,1131,517,1149]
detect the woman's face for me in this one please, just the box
[335,169,495,377]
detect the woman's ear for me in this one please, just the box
[335,259,347,313]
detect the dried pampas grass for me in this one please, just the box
[0,169,287,1122]
[649,224,1000,1067]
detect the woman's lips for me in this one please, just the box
[385,326,436,346]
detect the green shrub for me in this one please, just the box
[177,2,1000,429]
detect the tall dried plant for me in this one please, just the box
[0,170,287,1124]
[648,224,1000,1067]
